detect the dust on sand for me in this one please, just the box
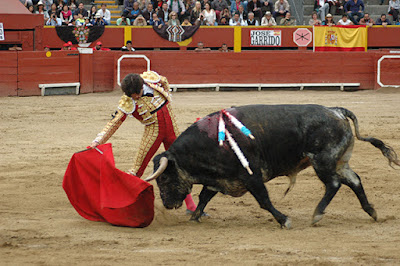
[1,90,400,265]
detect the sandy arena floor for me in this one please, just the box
[1,89,400,265]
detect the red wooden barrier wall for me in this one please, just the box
[17,51,80,96]
[1,50,399,97]
[0,52,18,96]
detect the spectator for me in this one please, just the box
[46,12,63,25]
[60,4,73,25]
[61,42,69,50]
[36,1,49,21]
[158,2,171,23]
[121,40,136,51]
[93,41,110,51]
[247,12,260,25]
[330,0,344,15]
[84,17,92,26]
[43,0,53,12]
[230,0,244,16]
[309,11,322,25]
[97,3,111,25]
[211,0,229,19]
[88,5,98,21]
[28,4,35,13]
[56,0,64,12]
[218,16,229,25]
[138,0,151,10]
[67,41,77,50]
[168,11,181,25]
[9,44,23,51]
[190,1,203,24]
[149,12,165,27]
[344,0,364,25]
[155,0,163,10]
[44,45,50,52]
[359,12,375,26]
[220,7,231,21]
[195,41,211,51]
[202,2,217,25]
[92,13,106,25]
[117,14,131,25]
[337,13,353,25]
[69,0,78,12]
[376,13,392,26]
[248,0,262,21]
[219,43,230,52]
[261,11,277,25]
[322,13,335,25]
[229,12,247,25]
[167,0,186,21]
[75,12,85,26]
[261,0,274,15]
[314,0,330,22]
[237,5,247,20]
[181,17,192,25]
[20,0,33,7]
[388,0,400,22]
[129,2,142,21]
[133,14,148,25]
[74,2,88,17]
[47,3,59,17]
[273,0,290,20]
[124,0,135,14]
[396,17,400,24]
[142,4,154,23]
[279,11,296,25]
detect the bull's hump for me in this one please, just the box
[196,108,239,139]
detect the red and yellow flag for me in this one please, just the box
[314,25,367,52]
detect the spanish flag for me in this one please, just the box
[314,25,367,52]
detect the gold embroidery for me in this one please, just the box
[118,95,135,115]
[93,110,126,145]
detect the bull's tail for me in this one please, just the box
[334,107,400,168]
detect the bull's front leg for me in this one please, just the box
[244,177,291,229]
[190,186,217,222]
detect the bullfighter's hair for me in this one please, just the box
[121,73,144,96]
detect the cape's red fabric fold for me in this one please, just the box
[63,144,154,227]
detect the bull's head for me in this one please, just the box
[145,154,191,210]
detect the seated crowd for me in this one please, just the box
[20,0,400,26]
[311,0,400,26]
[120,0,298,26]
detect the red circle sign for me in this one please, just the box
[293,28,312,47]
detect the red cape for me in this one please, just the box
[63,144,154,227]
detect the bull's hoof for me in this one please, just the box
[366,207,378,221]
[283,217,292,229]
[312,214,324,225]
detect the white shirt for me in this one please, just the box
[337,19,352,25]
[98,9,111,24]
[202,9,216,25]
[229,17,247,26]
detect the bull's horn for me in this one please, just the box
[144,157,168,182]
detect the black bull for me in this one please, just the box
[146,105,400,228]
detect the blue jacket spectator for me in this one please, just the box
[46,14,62,26]
[344,0,364,13]
[376,14,392,25]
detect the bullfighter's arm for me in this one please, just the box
[92,110,127,145]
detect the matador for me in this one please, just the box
[90,71,197,213]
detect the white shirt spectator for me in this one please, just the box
[261,16,277,26]
[388,0,400,11]
[337,18,352,25]
[202,9,216,25]
[229,16,247,26]
[98,8,111,24]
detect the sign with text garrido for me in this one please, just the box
[250,30,281,47]
[0,23,4,41]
